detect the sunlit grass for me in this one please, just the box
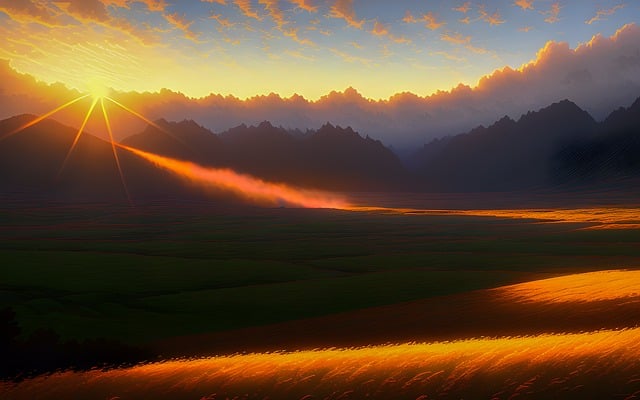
[3,327,640,399]
[350,206,640,229]
[495,269,640,304]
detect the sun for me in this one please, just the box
[86,79,111,100]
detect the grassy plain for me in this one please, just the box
[2,199,640,345]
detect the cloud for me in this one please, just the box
[329,0,364,29]
[259,0,286,28]
[284,49,314,61]
[289,0,317,13]
[478,5,505,26]
[519,26,533,32]
[453,2,471,13]
[402,11,416,24]
[0,0,159,45]
[542,2,560,24]
[210,14,235,29]
[164,12,200,42]
[234,0,261,20]
[371,21,389,36]
[2,24,640,150]
[202,0,227,4]
[62,0,111,22]
[0,0,61,26]
[586,4,624,25]
[441,32,489,54]
[514,0,534,11]
[402,11,445,30]
[283,27,314,45]
[370,21,410,44]
[138,0,167,12]
[329,48,371,65]
[101,0,132,8]
[137,23,639,147]
[422,12,446,30]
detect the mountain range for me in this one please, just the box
[1,95,639,203]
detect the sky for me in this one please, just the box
[1,0,639,101]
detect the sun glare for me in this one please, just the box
[86,80,111,100]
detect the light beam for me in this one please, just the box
[57,97,100,177]
[119,144,348,209]
[0,94,91,141]
[101,98,131,204]
[104,96,191,148]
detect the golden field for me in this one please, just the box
[3,270,640,400]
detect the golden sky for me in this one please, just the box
[1,0,638,100]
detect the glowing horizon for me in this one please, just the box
[1,88,348,209]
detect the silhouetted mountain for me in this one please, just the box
[123,118,226,166]
[553,97,640,182]
[413,100,599,191]
[4,94,640,200]
[0,115,227,203]
[124,120,408,191]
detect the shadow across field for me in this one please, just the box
[2,199,640,346]
[154,270,640,356]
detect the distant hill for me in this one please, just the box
[123,120,408,191]
[412,97,640,191]
[553,97,640,183]
[2,94,639,201]
[0,115,226,203]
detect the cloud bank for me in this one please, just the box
[1,24,639,148]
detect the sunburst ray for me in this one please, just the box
[101,98,131,204]
[0,94,91,141]
[57,97,100,178]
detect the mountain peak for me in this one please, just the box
[518,99,595,128]
[257,120,275,130]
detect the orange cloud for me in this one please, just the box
[289,0,317,13]
[62,0,111,22]
[453,2,471,13]
[100,0,132,8]
[370,21,411,44]
[371,21,389,36]
[586,4,624,25]
[514,0,534,11]
[259,0,286,28]
[478,5,505,26]
[1,0,158,45]
[234,0,261,20]
[422,12,446,30]
[164,12,200,42]
[210,13,235,29]
[283,27,314,46]
[138,0,167,12]
[542,2,560,24]
[329,0,364,29]
[329,48,371,65]
[441,32,470,45]
[441,32,489,54]
[402,11,416,24]
[0,0,62,26]
[201,0,227,4]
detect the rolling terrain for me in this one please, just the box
[3,270,640,400]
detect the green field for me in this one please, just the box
[2,202,639,344]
